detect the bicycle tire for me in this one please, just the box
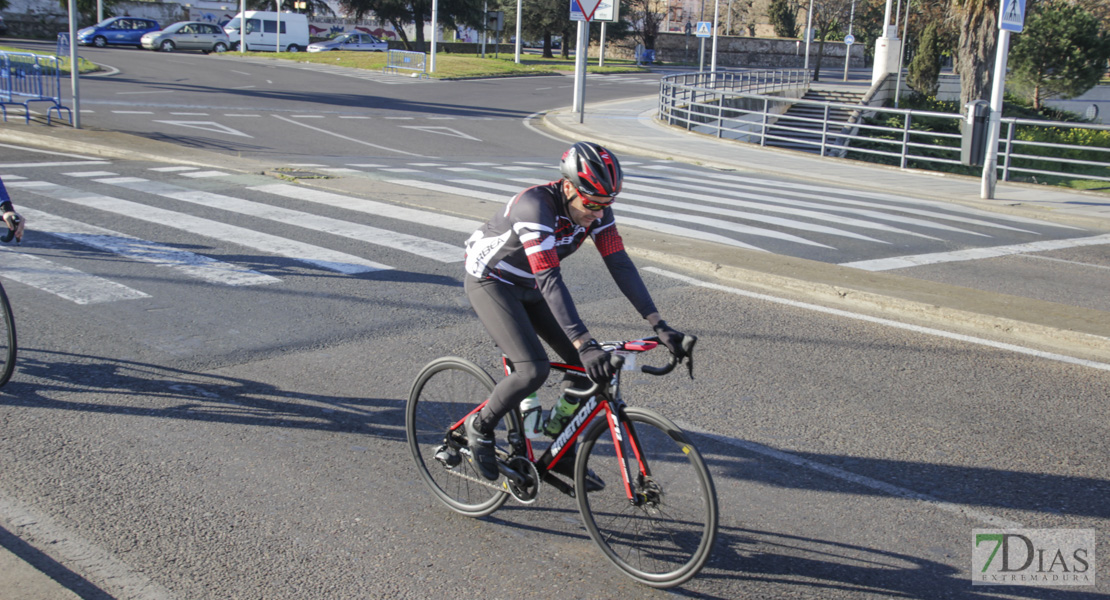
[0,282,16,388]
[576,407,718,588]
[406,356,509,518]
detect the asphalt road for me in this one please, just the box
[0,44,1108,599]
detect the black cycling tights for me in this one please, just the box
[465,275,585,434]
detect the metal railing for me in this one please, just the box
[384,50,427,78]
[0,51,72,125]
[659,71,1110,188]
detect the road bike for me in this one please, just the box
[0,217,19,387]
[406,335,718,588]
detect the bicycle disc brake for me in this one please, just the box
[504,457,541,504]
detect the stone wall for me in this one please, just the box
[593,33,866,69]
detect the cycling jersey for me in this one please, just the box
[464,180,657,343]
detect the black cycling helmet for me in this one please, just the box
[560,142,623,200]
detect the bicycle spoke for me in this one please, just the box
[405,357,508,517]
[577,407,718,588]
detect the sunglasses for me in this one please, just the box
[573,189,615,211]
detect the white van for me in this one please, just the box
[224,11,309,52]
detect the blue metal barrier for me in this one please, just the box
[0,51,73,125]
[383,50,428,78]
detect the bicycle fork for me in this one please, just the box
[603,403,655,507]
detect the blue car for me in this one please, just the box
[77,17,162,48]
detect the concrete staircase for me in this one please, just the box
[764,85,866,154]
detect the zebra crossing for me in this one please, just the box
[0,158,1095,306]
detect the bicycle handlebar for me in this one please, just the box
[561,334,698,399]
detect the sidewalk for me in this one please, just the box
[540,94,1110,363]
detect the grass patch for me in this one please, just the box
[0,44,99,75]
[225,50,647,79]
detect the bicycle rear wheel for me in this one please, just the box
[406,356,509,518]
[0,282,16,388]
[576,407,718,588]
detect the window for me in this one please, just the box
[261,20,288,34]
[245,18,261,33]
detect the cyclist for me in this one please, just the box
[462,141,688,483]
[1,177,25,243]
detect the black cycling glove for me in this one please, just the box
[578,339,614,384]
[653,320,686,358]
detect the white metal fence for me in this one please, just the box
[659,71,1110,187]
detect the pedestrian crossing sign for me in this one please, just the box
[999,0,1026,32]
[696,21,712,37]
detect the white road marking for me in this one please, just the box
[178,170,230,178]
[251,183,481,233]
[461,177,834,248]
[271,114,423,156]
[646,166,1080,231]
[635,173,993,237]
[0,161,111,168]
[62,171,118,177]
[10,181,389,274]
[621,177,938,240]
[148,166,199,172]
[400,126,481,141]
[0,248,150,304]
[648,266,1110,372]
[840,234,1110,271]
[23,208,280,286]
[153,120,252,138]
[98,178,462,263]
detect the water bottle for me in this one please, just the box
[543,394,580,438]
[520,393,544,440]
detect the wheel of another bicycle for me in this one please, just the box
[576,407,718,588]
[0,283,16,388]
[406,356,509,518]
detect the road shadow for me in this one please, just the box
[1,349,409,443]
[0,523,114,600]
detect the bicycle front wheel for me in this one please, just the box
[0,282,16,388]
[406,356,509,518]
[577,407,718,588]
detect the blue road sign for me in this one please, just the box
[999,0,1026,32]
[696,21,712,38]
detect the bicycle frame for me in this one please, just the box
[449,339,665,501]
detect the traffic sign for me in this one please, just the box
[695,21,712,38]
[999,0,1026,32]
[571,0,603,21]
[844,34,855,45]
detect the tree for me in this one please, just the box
[808,0,855,81]
[57,0,120,24]
[952,0,999,106]
[244,0,334,17]
[768,0,799,37]
[340,0,483,51]
[1009,1,1110,109]
[908,21,942,97]
[498,0,572,57]
[623,0,668,49]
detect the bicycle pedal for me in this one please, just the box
[434,444,462,468]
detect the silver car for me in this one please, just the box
[141,21,230,53]
[307,32,388,53]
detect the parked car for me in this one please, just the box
[224,11,309,52]
[141,21,230,53]
[77,17,161,48]
[307,32,388,53]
